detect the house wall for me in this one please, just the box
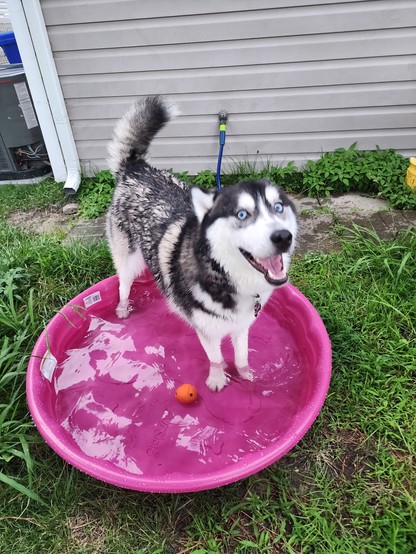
[0,2,9,17]
[0,6,11,64]
[40,0,416,174]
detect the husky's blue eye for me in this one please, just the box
[274,202,284,213]
[237,210,248,221]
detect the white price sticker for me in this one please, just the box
[83,291,102,308]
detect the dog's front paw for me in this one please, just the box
[116,302,130,319]
[205,365,230,392]
[236,365,255,381]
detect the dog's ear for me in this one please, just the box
[191,187,215,222]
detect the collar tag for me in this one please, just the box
[254,295,261,317]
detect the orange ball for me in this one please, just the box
[175,383,198,404]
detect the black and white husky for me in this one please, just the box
[106,96,298,391]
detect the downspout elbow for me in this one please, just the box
[63,168,81,195]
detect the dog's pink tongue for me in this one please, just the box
[259,254,285,279]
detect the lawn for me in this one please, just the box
[0,180,415,553]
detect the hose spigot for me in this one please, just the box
[218,110,228,146]
[218,110,229,125]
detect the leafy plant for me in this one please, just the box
[265,161,303,192]
[72,146,414,216]
[77,170,116,219]
[194,169,216,189]
[302,144,416,209]
[169,169,193,184]
[362,148,415,209]
[0,265,36,336]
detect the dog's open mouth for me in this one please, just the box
[240,249,288,286]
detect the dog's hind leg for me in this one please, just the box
[231,328,254,381]
[107,220,146,318]
[114,248,146,318]
[197,332,229,392]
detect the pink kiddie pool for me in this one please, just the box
[27,272,331,493]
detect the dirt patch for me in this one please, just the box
[6,208,75,234]
[279,428,376,495]
[67,511,107,554]
[330,429,376,481]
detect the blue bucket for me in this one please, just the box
[0,32,22,64]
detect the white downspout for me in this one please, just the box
[7,0,81,193]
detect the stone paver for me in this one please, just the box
[63,215,106,245]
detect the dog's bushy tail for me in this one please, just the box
[108,96,177,174]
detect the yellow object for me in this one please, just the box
[175,383,198,404]
[405,157,416,189]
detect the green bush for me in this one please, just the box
[77,170,116,219]
[193,169,216,189]
[302,144,416,209]
[265,161,304,192]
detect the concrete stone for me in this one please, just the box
[296,213,339,255]
[62,202,79,216]
[351,210,416,241]
[62,215,106,245]
[322,193,389,216]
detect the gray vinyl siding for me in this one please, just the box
[0,3,8,17]
[0,4,11,64]
[40,0,416,174]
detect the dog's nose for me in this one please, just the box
[270,230,292,252]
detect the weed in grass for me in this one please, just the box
[0,332,46,506]
[169,169,193,184]
[292,227,416,447]
[221,157,303,193]
[300,206,334,216]
[76,170,116,219]
[0,223,113,312]
[194,169,216,189]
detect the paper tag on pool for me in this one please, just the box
[83,291,102,308]
[41,352,57,382]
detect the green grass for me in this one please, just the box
[0,182,415,553]
[0,179,67,219]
